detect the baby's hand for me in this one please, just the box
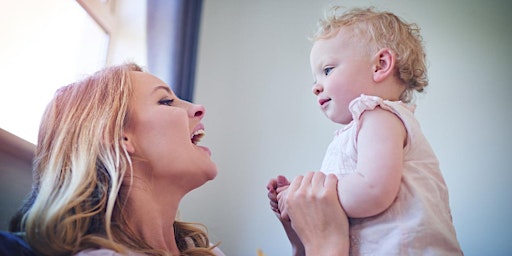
[267,175,303,254]
[277,183,290,221]
[266,175,290,216]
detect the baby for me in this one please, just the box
[268,6,463,255]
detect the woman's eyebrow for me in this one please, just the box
[152,85,172,94]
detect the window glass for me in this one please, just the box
[0,0,109,144]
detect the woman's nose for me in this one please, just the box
[312,83,323,95]
[189,103,205,119]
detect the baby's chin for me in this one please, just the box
[326,114,351,125]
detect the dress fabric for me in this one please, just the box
[320,94,463,256]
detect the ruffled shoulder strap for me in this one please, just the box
[349,94,384,121]
[348,94,415,122]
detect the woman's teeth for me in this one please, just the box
[191,129,205,144]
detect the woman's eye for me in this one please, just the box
[323,67,333,76]
[159,99,174,106]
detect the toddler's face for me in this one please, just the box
[310,27,374,125]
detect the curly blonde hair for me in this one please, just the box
[312,6,428,103]
[10,63,217,256]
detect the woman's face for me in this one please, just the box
[124,71,217,191]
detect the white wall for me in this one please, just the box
[182,0,512,255]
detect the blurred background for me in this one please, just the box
[1,0,511,255]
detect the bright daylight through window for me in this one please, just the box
[0,0,109,144]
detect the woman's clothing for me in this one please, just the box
[74,248,140,256]
[320,95,463,255]
[74,246,225,256]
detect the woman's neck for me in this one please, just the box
[124,181,183,255]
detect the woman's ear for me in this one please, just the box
[372,48,395,83]
[122,134,135,154]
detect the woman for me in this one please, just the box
[9,63,348,256]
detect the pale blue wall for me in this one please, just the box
[184,0,512,255]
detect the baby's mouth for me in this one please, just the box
[319,98,331,107]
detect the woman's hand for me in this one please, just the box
[285,172,349,256]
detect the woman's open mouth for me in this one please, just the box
[191,129,205,145]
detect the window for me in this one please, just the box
[0,0,111,144]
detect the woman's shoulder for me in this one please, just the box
[74,249,120,256]
[74,248,144,256]
[74,247,224,256]
[212,246,226,256]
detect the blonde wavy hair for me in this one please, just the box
[10,63,217,256]
[312,6,428,103]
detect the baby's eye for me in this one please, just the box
[159,99,174,106]
[323,67,333,76]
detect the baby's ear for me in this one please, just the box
[372,48,395,83]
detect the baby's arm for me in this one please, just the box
[339,107,406,218]
[267,176,304,256]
